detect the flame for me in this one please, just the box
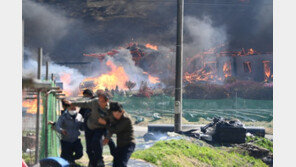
[145,43,158,50]
[148,75,160,84]
[22,99,43,114]
[83,60,129,91]
[247,48,255,55]
[184,66,215,83]
[223,62,232,78]
[263,61,271,82]
[143,72,160,84]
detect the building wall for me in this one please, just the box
[233,54,273,82]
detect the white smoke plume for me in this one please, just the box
[23,48,85,96]
[183,16,228,58]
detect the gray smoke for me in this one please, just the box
[23,0,74,50]
[23,48,85,96]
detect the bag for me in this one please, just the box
[212,120,246,143]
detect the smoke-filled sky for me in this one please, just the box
[22,0,273,93]
[23,0,272,62]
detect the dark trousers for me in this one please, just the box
[60,139,83,163]
[113,143,135,167]
[85,128,116,167]
[104,129,116,157]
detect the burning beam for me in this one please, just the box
[145,43,158,50]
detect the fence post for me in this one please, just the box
[35,48,42,164]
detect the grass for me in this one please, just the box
[246,136,273,152]
[132,139,268,167]
[22,152,35,166]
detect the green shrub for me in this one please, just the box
[246,136,273,152]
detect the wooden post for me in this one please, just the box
[35,48,42,163]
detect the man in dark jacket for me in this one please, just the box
[98,102,135,167]
[78,89,95,167]
[65,90,115,167]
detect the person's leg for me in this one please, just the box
[104,129,116,157]
[108,139,116,157]
[73,139,83,160]
[112,147,120,167]
[60,140,74,163]
[113,143,135,167]
[91,129,104,167]
[85,127,95,166]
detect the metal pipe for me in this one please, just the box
[35,48,42,163]
[44,93,49,157]
[46,61,49,80]
[174,0,184,133]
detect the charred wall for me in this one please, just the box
[233,54,273,82]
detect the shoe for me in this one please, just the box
[88,162,93,167]
[97,160,105,167]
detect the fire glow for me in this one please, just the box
[145,43,158,50]
[223,62,232,78]
[143,72,160,84]
[83,60,129,91]
[22,99,43,114]
[263,61,271,82]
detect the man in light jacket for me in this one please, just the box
[51,105,84,165]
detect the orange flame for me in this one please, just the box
[247,48,255,55]
[148,75,160,84]
[263,61,271,82]
[145,43,158,50]
[22,99,43,114]
[223,62,232,78]
[143,72,160,84]
[83,60,129,91]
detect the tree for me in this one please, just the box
[125,81,136,91]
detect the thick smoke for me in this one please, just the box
[22,0,272,90]
[23,0,272,62]
[23,0,73,51]
[183,16,227,56]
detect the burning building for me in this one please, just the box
[185,47,273,84]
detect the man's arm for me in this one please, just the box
[70,99,93,108]
[106,118,131,139]
[55,115,64,134]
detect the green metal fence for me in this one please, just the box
[40,82,60,159]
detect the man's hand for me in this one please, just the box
[63,99,72,105]
[48,121,55,129]
[61,129,68,136]
[103,138,109,145]
[98,118,107,125]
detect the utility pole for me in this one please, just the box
[174,0,184,133]
[35,48,42,163]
